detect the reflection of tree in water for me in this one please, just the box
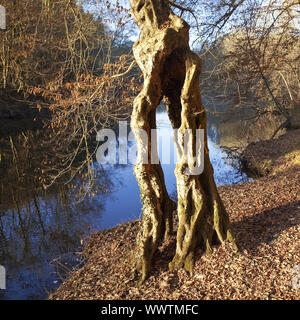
[0,129,113,299]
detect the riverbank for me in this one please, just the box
[49,130,300,300]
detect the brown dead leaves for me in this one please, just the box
[49,131,300,300]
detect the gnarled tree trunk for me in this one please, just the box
[130,0,237,283]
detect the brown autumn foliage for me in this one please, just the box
[49,130,300,300]
[0,0,140,188]
[40,56,140,189]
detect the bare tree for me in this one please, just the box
[129,0,237,283]
[0,0,141,191]
[197,0,300,137]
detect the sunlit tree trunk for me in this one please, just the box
[130,0,237,283]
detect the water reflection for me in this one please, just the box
[0,110,250,300]
[0,131,112,299]
[0,175,114,299]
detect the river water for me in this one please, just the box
[0,110,249,300]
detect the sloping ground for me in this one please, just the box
[49,131,300,300]
[241,129,300,177]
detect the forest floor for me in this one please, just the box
[49,129,300,300]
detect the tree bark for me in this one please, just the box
[130,0,237,283]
